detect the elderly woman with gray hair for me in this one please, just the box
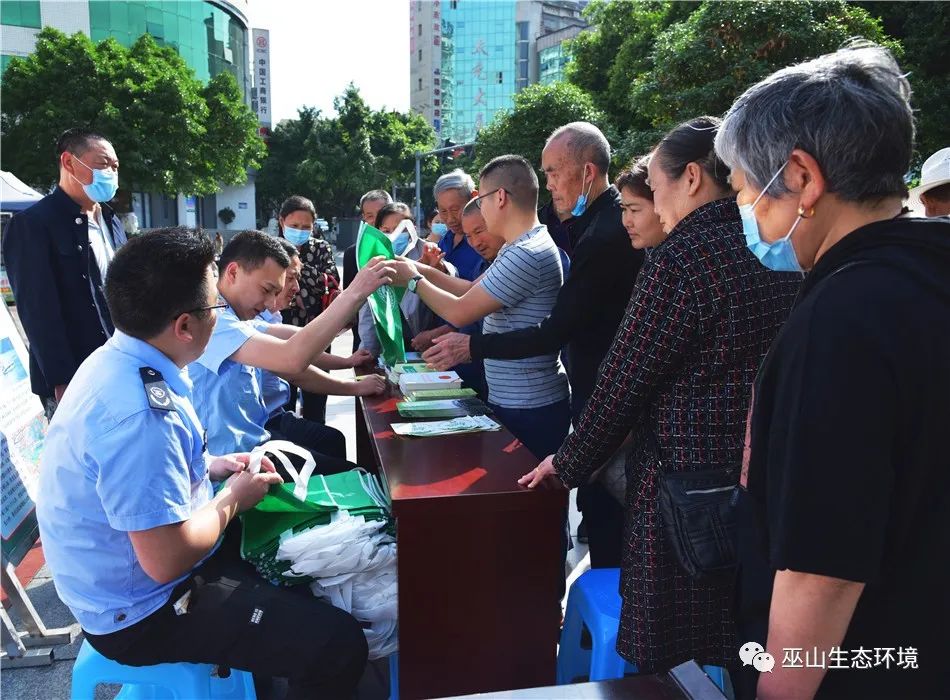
[723,43,949,700]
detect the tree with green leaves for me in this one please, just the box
[472,81,605,184]
[567,0,697,133]
[255,84,438,223]
[854,1,950,168]
[0,27,265,196]
[565,1,907,167]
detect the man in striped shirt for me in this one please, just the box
[387,155,570,459]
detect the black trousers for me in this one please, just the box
[285,385,329,424]
[85,526,368,700]
[266,411,347,462]
[576,482,625,569]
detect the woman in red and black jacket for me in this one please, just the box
[522,116,801,678]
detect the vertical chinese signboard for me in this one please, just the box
[252,28,272,140]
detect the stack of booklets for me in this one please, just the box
[383,360,430,385]
[397,370,463,395]
[391,415,501,437]
[396,397,489,419]
[406,387,478,401]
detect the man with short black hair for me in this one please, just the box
[190,230,387,466]
[2,127,127,414]
[257,238,368,459]
[390,155,571,459]
[37,227,371,699]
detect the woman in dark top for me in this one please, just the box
[522,117,801,675]
[278,195,341,423]
[717,43,948,700]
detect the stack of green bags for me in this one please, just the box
[241,468,393,586]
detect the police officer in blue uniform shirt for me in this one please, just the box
[188,231,384,471]
[255,238,369,460]
[36,228,395,698]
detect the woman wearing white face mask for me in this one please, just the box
[278,194,341,423]
[717,42,950,700]
[522,116,801,680]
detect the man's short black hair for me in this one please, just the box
[218,230,290,273]
[276,237,299,259]
[478,154,539,211]
[105,228,215,340]
[56,127,110,159]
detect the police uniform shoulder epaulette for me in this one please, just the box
[139,367,175,411]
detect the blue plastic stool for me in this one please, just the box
[71,640,257,700]
[557,568,728,692]
[389,652,399,700]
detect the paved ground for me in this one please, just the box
[0,255,590,698]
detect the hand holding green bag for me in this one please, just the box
[356,222,406,367]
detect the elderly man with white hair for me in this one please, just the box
[433,168,486,282]
[719,42,949,700]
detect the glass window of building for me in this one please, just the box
[1,1,41,28]
[441,0,515,142]
[88,1,248,96]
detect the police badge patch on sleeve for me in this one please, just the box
[139,367,175,411]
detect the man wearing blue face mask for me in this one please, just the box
[2,127,126,414]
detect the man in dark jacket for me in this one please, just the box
[423,122,644,568]
[2,128,126,412]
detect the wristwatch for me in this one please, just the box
[407,275,423,293]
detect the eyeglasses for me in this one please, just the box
[175,300,227,319]
[472,188,502,211]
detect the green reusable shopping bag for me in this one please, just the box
[240,442,393,577]
[356,222,406,366]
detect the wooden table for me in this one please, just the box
[356,383,568,700]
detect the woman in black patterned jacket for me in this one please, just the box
[522,117,801,675]
[278,195,345,423]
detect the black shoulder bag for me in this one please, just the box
[655,439,740,580]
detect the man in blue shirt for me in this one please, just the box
[257,238,372,460]
[433,169,485,282]
[190,231,384,471]
[36,228,391,697]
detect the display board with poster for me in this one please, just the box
[0,302,45,567]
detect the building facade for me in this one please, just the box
[409,0,587,144]
[1,0,263,233]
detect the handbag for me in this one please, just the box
[652,433,740,579]
[320,272,341,313]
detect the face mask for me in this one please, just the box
[571,165,594,218]
[388,219,418,256]
[740,163,805,274]
[283,226,311,246]
[431,222,448,237]
[72,157,119,203]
